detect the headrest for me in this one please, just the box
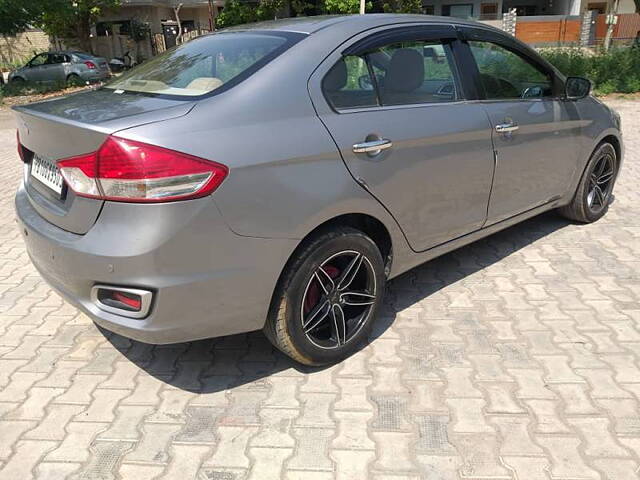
[384,48,424,93]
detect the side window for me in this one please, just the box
[322,38,458,110]
[50,54,66,64]
[376,40,457,106]
[468,41,553,99]
[29,54,49,67]
[322,55,377,110]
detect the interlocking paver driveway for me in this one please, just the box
[0,99,639,480]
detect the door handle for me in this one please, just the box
[495,123,519,133]
[352,139,392,154]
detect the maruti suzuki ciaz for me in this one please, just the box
[14,14,622,365]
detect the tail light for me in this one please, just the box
[84,61,97,69]
[57,136,228,202]
[16,130,26,162]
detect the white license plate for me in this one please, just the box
[31,154,64,195]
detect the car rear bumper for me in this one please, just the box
[81,70,111,82]
[15,186,296,344]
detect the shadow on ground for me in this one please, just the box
[103,211,572,393]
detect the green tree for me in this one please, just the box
[40,0,120,52]
[215,0,284,29]
[0,0,43,36]
[382,0,422,14]
[323,0,372,14]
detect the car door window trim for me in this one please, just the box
[343,25,458,56]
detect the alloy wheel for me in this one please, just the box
[586,152,615,212]
[301,250,377,349]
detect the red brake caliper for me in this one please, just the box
[304,265,340,315]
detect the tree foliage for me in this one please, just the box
[323,0,361,14]
[0,0,43,36]
[381,0,422,14]
[215,0,284,29]
[40,0,120,45]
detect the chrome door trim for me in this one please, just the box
[495,123,519,133]
[352,139,393,154]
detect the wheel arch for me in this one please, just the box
[284,212,393,279]
[600,133,622,167]
[265,212,395,331]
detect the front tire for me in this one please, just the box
[558,142,618,223]
[264,227,386,366]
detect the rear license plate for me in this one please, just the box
[31,154,63,195]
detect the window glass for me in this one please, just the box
[469,41,552,99]
[50,54,67,64]
[322,55,377,110]
[376,40,457,106]
[322,39,458,110]
[105,32,299,97]
[30,54,48,67]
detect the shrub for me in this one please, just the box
[539,46,640,95]
[0,79,71,104]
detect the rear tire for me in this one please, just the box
[558,142,618,223]
[264,227,386,366]
[66,74,84,87]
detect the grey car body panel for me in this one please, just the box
[14,89,197,127]
[14,91,196,234]
[16,187,299,343]
[482,99,585,224]
[307,22,495,251]
[14,14,622,345]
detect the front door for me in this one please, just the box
[25,53,49,82]
[310,26,495,252]
[463,33,581,224]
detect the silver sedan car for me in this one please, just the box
[14,15,623,365]
[9,51,110,85]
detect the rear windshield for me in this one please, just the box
[104,31,304,98]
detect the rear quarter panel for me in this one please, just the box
[114,29,413,277]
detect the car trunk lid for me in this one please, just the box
[14,88,196,234]
[94,57,110,73]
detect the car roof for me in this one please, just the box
[227,13,498,35]
[43,51,92,56]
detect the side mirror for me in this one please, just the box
[565,76,591,100]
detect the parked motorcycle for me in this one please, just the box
[109,51,136,73]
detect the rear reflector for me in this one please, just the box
[57,136,228,202]
[112,291,142,310]
[91,285,152,319]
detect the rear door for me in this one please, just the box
[309,25,495,252]
[48,53,69,84]
[459,27,581,224]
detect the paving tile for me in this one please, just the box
[0,100,639,478]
